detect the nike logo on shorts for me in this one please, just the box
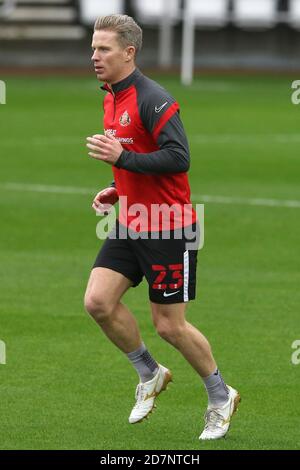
[163,290,180,298]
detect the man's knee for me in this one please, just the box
[84,292,115,323]
[154,316,185,346]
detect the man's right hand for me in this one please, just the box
[92,187,119,215]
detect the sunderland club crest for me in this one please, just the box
[119,110,131,127]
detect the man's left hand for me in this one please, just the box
[86,133,123,165]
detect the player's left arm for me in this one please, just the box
[115,110,190,174]
[114,86,190,175]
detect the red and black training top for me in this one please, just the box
[101,68,197,232]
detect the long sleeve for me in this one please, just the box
[113,78,190,175]
[114,113,190,175]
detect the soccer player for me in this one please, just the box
[85,14,240,440]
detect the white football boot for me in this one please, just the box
[129,364,172,424]
[199,385,241,440]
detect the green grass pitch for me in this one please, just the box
[0,74,299,450]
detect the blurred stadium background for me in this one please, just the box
[0,0,299,451]
[1,0,300,74]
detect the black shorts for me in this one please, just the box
[93,222,199,304]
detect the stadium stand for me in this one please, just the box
[0,0,85,39]
[131,0,181,25]
[288,0,300,29]
[232,0,278,29]
[182,0,229,29]
[79,0,125,26]
[0,0,300,71]
[131,0,181,68]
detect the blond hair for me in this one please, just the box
[94,14,143,56]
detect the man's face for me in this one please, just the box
[91,30,130,84]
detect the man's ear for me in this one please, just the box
[125,46,136,62]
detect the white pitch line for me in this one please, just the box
[0,136,83,147]
[190,134,300,144]
[193,194,300,209]
[0,182,300,209]
[0,182,94,195]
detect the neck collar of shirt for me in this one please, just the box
[101,68,142,94]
